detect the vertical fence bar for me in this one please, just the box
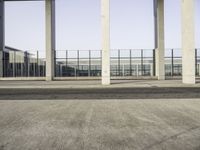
[141,49,144,76]
[118,49,120,76]
[100,50,102,76]
[28,53,30,77]
[37,51,39,77]
[122,64,125,76]
[153,49,156,76]
[24,51,28,77]
[21,54,23,77]
[198,49,199,76]
[60,65,62,77]
[171,49,174,76]
[33,52,36,77]
[89,50,91,77]
[77,50,79,77]
[130,49,132,76]
[13,51,16,77]
[43,61,45,77]
[3,51,5,77]
[195,48,197,76]
[66,50,68,76]
[54,50,56,77]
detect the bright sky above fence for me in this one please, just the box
[4,0,200,51]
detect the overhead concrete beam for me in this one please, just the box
[45,0,55,81]
[0,0,4,77]
[154,0,165,80]
[101,0,110,85]
[181,0,195,84]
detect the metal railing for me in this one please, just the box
[55,49,155,77]
[55,50,102,77]
[165,49,200,76]
[2,49,200,78]
[3,50,46,77]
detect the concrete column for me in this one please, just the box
[154,0,165,80]
[181,0,195,84]
[45,0,55,81]
[101,0,110,85]
[0,0,4,77]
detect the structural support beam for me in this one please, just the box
[154,0,165,80]
[0,0,4,77]
[45,0,55,81]
[181,0,195,84]
[101,0,110,85]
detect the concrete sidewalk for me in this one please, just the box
[0,99,200,150]
[0,79,200,89]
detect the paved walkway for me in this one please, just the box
[0,79,200,89]
[0,99,200,150]
[1,80,200,149]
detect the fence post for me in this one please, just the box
[153,49,156,76]
[77,50,79,77]
[195,49,197,75]
[141,49,144,76]
[66,50,68,76]
[28,52,30,77]
[13,51,16,77]
[118,49,120,76]
[21,53,23,77]
[3,51,5,77]
[37,51,39,77]
[100,50,102,76]
[130,49,132,76]
[89,50,91,77]
[171,49,174,76]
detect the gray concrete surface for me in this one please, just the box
[0,79,200,89]
[1,80,200,100]
[0,99,200,150]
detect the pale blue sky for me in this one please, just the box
[4,0,200,51]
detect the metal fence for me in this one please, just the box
[55,49,155,77]
[55,49,200,77]
[2,49,200,78]
[3,50,46,77]
[165,49,200,76]
[55,50,102,77]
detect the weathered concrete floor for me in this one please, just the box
[0,79,200,89]
[0,100,200,150]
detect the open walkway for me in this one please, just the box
[0,79,200,100]
[0,99,200,150]
[0,79,200,89]
[0,80,200,149]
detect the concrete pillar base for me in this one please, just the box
[157,75,165,80]
[46,76,53,81]
[183,76,196,84]
[102,77,111,85]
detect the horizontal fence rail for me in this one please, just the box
[2,49,200,78]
